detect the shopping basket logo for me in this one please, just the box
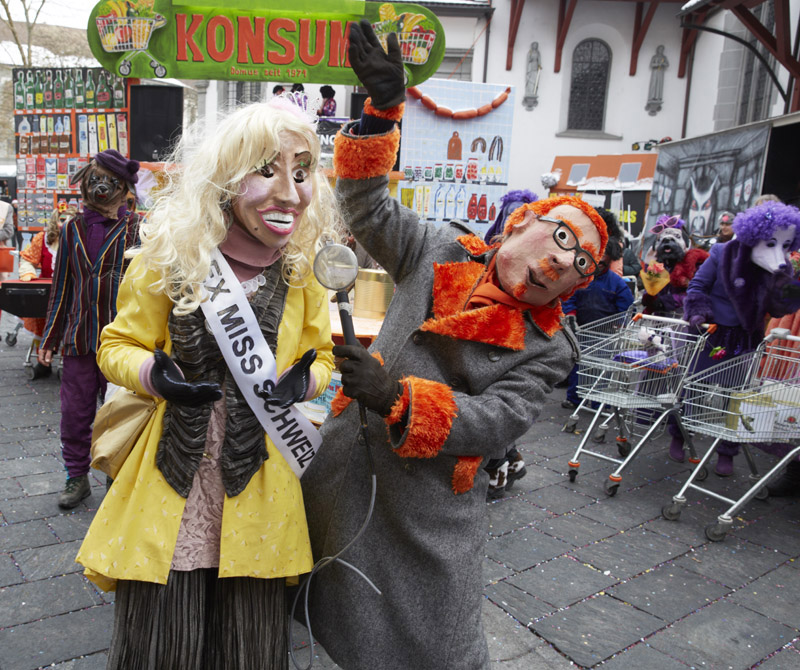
[96,7,167,78]
[372,3,437,65]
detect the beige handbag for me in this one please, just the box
[91,388,156,478]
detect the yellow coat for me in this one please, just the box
[77,254,334,591]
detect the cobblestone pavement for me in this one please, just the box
[0,311,798,669]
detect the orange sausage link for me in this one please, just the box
[491,90,509,108]
[421,95,437,110]
[476,103,492,116]
[453,108,478,120]
[407,86,422,100]
[435,105,454,118]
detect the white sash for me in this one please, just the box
[200,249,321,479]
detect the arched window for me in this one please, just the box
[567,39,611,131]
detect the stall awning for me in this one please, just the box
[548,153,658,192]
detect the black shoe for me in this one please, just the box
[486,462,508,501]
[767,461,800,497]
[554,378,569,389]
[58,475,91,509]
[561,400,577,410]
[30,362,52,380]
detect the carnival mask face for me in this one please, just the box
[751,225,796,273]
[496,204,601,306]
[232,131,314,250]
[72,162,127,216]
[654,227,688,269]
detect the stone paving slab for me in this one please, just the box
[729,564,800,630]
[484,580,556,625]
[486,496,550,536]
[0,573,101,628]
[0,605,114,670]
[531,594,666,667]
[534,511,618,547]
[520,484,597,515]
[0,518,56,552]
[647,600,798,670]
[606,563,732,622]
[507,556,617,610]
[485,528,573,572]
[595,642,692,669]
[13,539,83,580]
[756,647,800,669]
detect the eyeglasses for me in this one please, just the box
[650,215,683,235]
[536,215,598,277]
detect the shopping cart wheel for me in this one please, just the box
[695,466,709,482]
[593,427,608,443]
[119,61,131,76]
[568,468,578,483]
[754,486,770,501]
[661,502,682,521]
[154,64,167,78]
[604,480,620,497]
[704,523,728,542]
[616,440,631,458]
[562,418,577,433]
[5,332,17,346]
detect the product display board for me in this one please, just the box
[11,67,131,232]
[398,79,515,238]
[86,0,444,87]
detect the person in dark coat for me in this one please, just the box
[39,149,141,508]
[299,21,608,670]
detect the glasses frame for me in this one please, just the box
[536,215,598,277]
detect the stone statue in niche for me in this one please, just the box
[522,42,541,111]
[646,45,669,116]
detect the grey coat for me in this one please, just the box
[301,175,577,670]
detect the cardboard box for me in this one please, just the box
[725,390,776,439]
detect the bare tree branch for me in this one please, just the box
[0,0,50,67]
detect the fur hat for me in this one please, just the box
[732,201,800,249]
[93,149,139,185]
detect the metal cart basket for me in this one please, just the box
[661,329,800,541]
[566,313,712,496]
[96,14,167,77]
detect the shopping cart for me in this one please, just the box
[371,21,436,65]
[562,306,638,438]
[96,14,168,77]
[566,313,712,496]
[661,329,800,541]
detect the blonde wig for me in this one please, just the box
[46,206,76,247]
[132,101,344,315]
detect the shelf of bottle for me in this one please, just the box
[14,107,128,115]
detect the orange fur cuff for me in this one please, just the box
[391,376,458,459]
[452,456,483,495]
[363,98,405,122]
[334,126,401,180]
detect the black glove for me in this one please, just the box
[334,343,403,416]
[781,280,800,300]
[150,348,223,407]
[271,349,317,408]
[348,18,406,110]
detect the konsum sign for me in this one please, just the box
[87,0,445,86]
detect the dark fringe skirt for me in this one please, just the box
[107,569,288,670]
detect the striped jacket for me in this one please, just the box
[41,210,140,356]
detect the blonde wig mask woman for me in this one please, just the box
[82,99,340,670]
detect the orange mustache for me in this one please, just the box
[512,283,527,299]
[538,259,560,281]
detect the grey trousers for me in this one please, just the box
[107,569,288,670]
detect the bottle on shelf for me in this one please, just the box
[34,70,44,110]
[74,69,85,108]
[64,69,74,109]
[434,184,445,219]
[444,184,456,220]
[85,70,96,108]
[31,114,39,134]
[18,115,31,133]
[54,70,64,108]
[112,76,126,108]
[61,116,71,153]
[96,71,111,109]
[25,70,35,111]
[48,116,57,154]
[455,185,466,220]
[14,71,25,110]
[54,116,64,153]
[43,70,54,109]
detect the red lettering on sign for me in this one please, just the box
[268,18,297,66]
[328,20,351,68]
[207,15,235,62]
[299,19,326,67]
[238,16,266,64]
[176,13,204,62]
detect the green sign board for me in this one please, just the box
[87,0,445,86]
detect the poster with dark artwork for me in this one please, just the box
[644,124,770,254]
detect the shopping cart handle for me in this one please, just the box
[703,323,717,334]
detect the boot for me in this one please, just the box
[506,450,527,490]
[486,461,508,501]
[668,436,685,463]
[714,453,734,477]
[767,460,800,497]
[58,475,91,509]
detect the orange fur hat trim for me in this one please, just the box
[389,376,457,459]
[334,126,400,180]
[452,456,483,495]
[503,195,609,260]
[421,304,528,350]
[457,234,493,256]
[363,97,405,122]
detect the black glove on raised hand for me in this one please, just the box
[348,18,405,110]
[150,348,223,407]
[271,349,317,408]
[334,343,403,416]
